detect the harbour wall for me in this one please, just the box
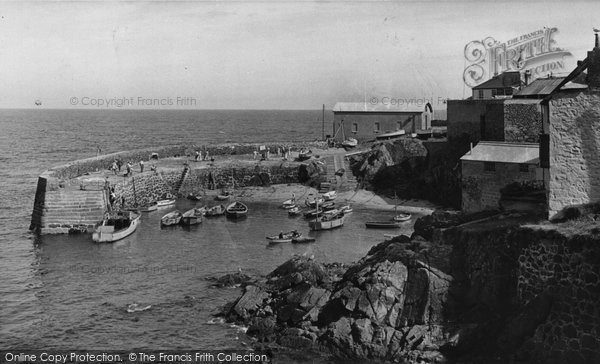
[30,142,325,234]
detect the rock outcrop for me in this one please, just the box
[219,212,600,363]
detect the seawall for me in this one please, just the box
[30,142,327,234]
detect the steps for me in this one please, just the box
[173,165,190,196]
[324,154,357,192]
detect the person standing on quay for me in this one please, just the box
[139,160,144,173]
[116,158,123,172]
[126,161,132,177]
[111,160,118,175]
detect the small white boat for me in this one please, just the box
[341,138,358,148]
[282,198,297,209]
[226,201,248,219]
[323,191,337,201]
[139,202,158,212]
[156,199,176,209]
[288,206,302,216]
[161,210,182,226]
[215,190,231,201]
[266,230,302,244]
[340,205,353,213]
[305,196,325,208]
[92,210,141,243]
[393,213,412,222]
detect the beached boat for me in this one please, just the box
[291,236,316,244]
[92,210,140,243]
[205,204,226,217]
[266,230,302,244]
[226,201,248,219]
[187,192,203,201]
[308,213,345,231]
[282,198,297,209]
[288,206,302,216]
[161,210,182,226]
[156,199,176,209]
[341,138,358,148]
[323,191,337,201]
[181,208,204,225]
[215,190,231,201]
[139,202,158,212]
[340,205,353,213]
[305,196,325,208]
[376,129,406,140]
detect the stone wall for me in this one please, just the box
[31,142,324,234]
[461,160,538,212]
[548,91,600,218]
[504,101,542,142]
[516,230,600,364]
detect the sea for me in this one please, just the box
[0,109,416,362]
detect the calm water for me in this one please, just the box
[0,109,415,358]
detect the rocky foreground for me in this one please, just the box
[217,210,600,364]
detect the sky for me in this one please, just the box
[1,0,600,110]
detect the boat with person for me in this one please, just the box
[181,208,204,226]
[92,210,141,243]
[225,201,248,219]
[156,199,176,209]
[281,198,297,209]
[139,202,158,212]
[266,230,302,244]
[160,210,182,226]
[205,204,226,217]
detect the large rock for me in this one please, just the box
[227,285,270,321]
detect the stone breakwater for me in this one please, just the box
[30,142,327,234]
[220,211,600,364]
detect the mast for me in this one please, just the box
[322,104,325,140]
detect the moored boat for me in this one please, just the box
[298,149,313,161]
[305,196,324,208]
[282,198,297,209]
[365,221,402,229]
[205,204,226,217]
[187,192,203,201]
[308,212,345,231]
[181,208,204,225]
[161,210,182,226]
[139,202,158,212]
[215,190,231,201]
[304,208,323,219]
[92,210,141,243]
[226,201,248,219]
[393,212,412,222]
[157,199,176,209]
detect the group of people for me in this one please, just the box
[110,158,154,176]
[194,150,212,162]
[253,146,292,161]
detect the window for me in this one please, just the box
[374,122,380,133]
[352,123,358,133]
[520,164,529,173]
[483,162,496,172]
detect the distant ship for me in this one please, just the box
[34,99,42,106]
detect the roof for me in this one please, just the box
[460,141,539,164]
[473,71,521,90]
[332,102,429,113]
[515,77,588,97]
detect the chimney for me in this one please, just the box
[524,70,531,86]
[587,31,600,88]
